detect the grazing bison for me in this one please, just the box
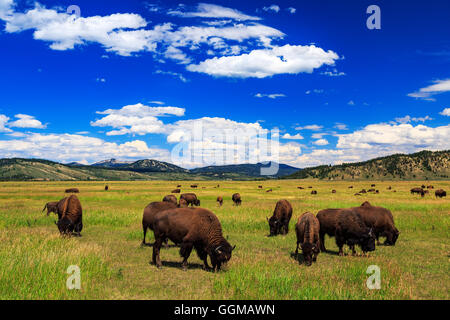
[232,193,242,206]
[162,195,178,205]
[267,200,293,236]
[387,186,392,190]
[435,189,446,198]
[217,196,223,207]
[177,185,182,188]
[352,201,399,246]
[332,190,336,194]
[367,188,376,193]
[354,193,361,196]
[171,189,181,194]
[311,190,317,195]
[316,209,340,252]
[371,184,376,187]
[335,209,376,256]
[348,186,353,189]
[42,202,58,216]
[65,188,79,193]
[56,195,83,236]
[359,189,367,194]
[421,185,426,189]
[151,207,235,271]
[142,201,178,246]
[427,185,434,189]
[298,186,304,190]
[191,184,198,188]
[105,185,109,191]
[266,189,273,193]
[180,193,200,206]
[295,212,320,266]
[258,185,263,189]
[411,187,425,197]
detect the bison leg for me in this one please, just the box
[195,244,211,271]
[152,238,163,268]
[295,242,299,256]
[142,224,148,246]
[180,242,193,271]
[335,236,344,256]
[350,245,356,256]
[319,232,326,252]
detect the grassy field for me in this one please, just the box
[0,180,448,300]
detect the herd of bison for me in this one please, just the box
[42,183,446,271]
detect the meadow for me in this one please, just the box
[0,180,448,300]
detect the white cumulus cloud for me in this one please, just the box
[408,79,450,101]
[7,114,46,129]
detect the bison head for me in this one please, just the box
[360,228,376,253]
[195,199,201,206]
[267,216,280,236]
[385,227,400,246]
[211,240,235,270]
[300,242,319,266]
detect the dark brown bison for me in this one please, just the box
[142,201,178,246]
[267,199,293,236]
[180,193,200,206]
[371,184,376,187]
[311,190,317,195]
[354,193,361,196]
[177,185,182,188]
[162,195,178,205]
[171,189,181,194]
[42,202,58,216]
[335,209,376,256]
[232,193,242,206]
[332,190,336,193]
[105,185,109,191]
[421,185,426,189]
[352,201,399,246]
[217,196,223,206]
[359,189,367,194]
[191,184,198,188]
[316,208,340,252]
[297,186,304,190]
[411,187,425,197]
[367,188,376,193]
[435,189,447,198]
[151,207,235,271]
[295,212,320,266]
[258,185,263,189]
[387,186,392,190]
[266,189,273,193]
[65,188,79,193]
[56,195,83,236]
[348,186,353,189]
[427,185,434,189]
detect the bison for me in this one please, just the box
[177,185,182,188]
[65,188,79,193]
[258,185,263,189]
[142,201,178,246]
[316,208,340,252]
[162,195,178,205]
[359,189,367,194]
[151,207,235,271]
[371,184,376,187]
[42,202,58,216]
[266,189,273,193]
[56,195,83,236]
[352,201,399,246]
[267,199,293,236]
[335,209,376,256]
[191,184,198,188]
[295,212,320,266]
[217,196,223,207]
[232,193,242,206]
[180,193,200,206]
[410,187,423,195]
[427,185,434,189]
[311,190,317,195]
[297,186,304,190]
[332,190,336,193]
[171,189,181,194]
[435,189,447,198]
[105,185,109,191]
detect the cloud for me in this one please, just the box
[334,123,348,130]
[0,132,171,164]
[168,3,261,21]
[254,93,286,99]
[439,108,450,116]
[155,70,188,82]
[347,100,355,106]
[282,133,304,140]
[262,5,280,13]
[0,0,13,19]
[287,7,296,14]
[295,124,323,131]
[187,44,339,78]
[7,114,46,129]
[321,68,346,77]
[305,89,323,95]
[96,77,106,83]
[0,114,12,132]
[408,79,450,101]
[394,115,432,124]
[91,103,185,136]
[313,138,329,146]
[311,133,326,139]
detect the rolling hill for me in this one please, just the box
[190,162,299,178]
[284,150,450,181]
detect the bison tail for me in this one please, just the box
[61,197,70,219]
[42,203,47,212]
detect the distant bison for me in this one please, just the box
[297,186,304,190]
[371,184,376,187]
[177,185,182,188]
[367,188,376,193]
[217,196,223,206]
[359,189,367,194]
[335,209,376,256]
[162,195,178,205]
[191,184,198,188]
[435,189,446,198]
[411,187,425,197]
[332,190,336,194]
[267,199,293,236]
[295,212,320,266]
[104,185,109,191]
[311,190,317,195]
[354,193,361,196]
[387,186,392,190]
[352,201,399,246]
[348,186,353,189]
[151,207,235,271]
[258,186,263,189]
[56,195,83,236]
[42,202,58,216]
[180,193,200,206]
[266,189,273,193]
[171,189,181,194]
[427,185,434,189]
[65,188,79,193]
[142,201,178,246]
[232,193,242,206]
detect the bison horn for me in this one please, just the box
[232,245,236,251]
[266,217,269,222]
[215,246,222,253]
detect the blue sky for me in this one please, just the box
[0,0,449,168]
